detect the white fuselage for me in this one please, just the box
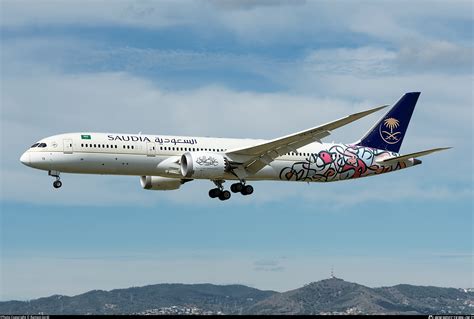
[20,132,416,184]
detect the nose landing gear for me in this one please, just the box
[49,170,62,189]
[53,180,63,189]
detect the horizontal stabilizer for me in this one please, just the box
[377,147,452,165]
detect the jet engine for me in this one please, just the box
[140,176,183,191]
[180,152,227,179]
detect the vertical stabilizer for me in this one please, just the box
[357,92,420,153]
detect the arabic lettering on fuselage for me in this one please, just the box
[155,137,198,146]
[107,135,198,145]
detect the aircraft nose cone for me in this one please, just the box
[20,152,30,166]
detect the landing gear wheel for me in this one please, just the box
[230,183,244,193]
[209,188,221,198]
[53,180,62,189]
[241,185,254,196]
[219,190,231,201]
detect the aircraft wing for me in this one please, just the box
[376,147,452,165]
[225,104,388,175]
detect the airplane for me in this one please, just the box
[20,92,450,201]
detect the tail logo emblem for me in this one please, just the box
[380,118,402,144]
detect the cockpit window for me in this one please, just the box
[31,143,39,148]
[38,143,47,148]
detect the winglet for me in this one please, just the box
[349,104,389,120]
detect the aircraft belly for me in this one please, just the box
[49,152,164,176]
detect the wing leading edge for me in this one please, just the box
[226,104,389,176]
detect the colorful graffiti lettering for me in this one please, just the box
[279,145,407,182]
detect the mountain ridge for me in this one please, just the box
[1,278,472,315]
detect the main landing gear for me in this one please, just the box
[209,180,254,201]
[209,180,231,201]
[230,182,254,196]
[49,170,62,189]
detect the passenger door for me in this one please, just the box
[146,142,156,157]
[63,139,73,154]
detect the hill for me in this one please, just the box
[245,278,473,315]
[0,284,276,315]
[1,279,472,315]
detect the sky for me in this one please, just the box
[0,0,473,301]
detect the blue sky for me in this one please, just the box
[1,0,472,300]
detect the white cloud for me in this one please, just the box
[396,40,473,74]
[0,0,198,28]
[2,1,472,49]
[303,47,397,76]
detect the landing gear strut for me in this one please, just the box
[49,170,62,189]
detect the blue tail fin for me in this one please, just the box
[357,92,420,153]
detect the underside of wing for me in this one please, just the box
[226,104,388,175]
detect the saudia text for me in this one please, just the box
[107,135,197,145]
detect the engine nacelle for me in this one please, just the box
[181,152,227,179]
[140,176,182,191]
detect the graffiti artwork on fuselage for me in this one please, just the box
[279,144,407,182]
